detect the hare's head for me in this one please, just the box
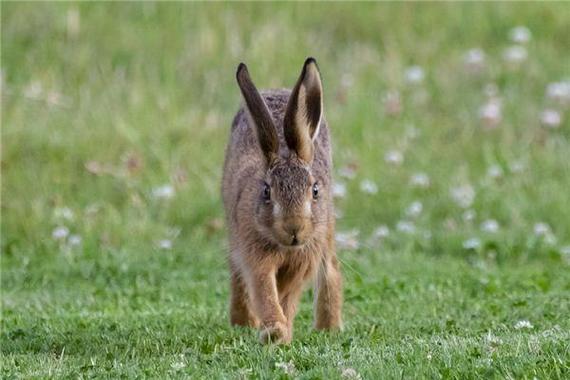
[236,58,327,248]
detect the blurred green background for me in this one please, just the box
[2,2,569,378]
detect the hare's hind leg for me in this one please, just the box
[230,267,259,328]
[314,252,343,330]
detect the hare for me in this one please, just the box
[222,57,342,344]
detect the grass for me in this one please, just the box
[2,2,570,379]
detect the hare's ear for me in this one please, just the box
[236,63,279,164]
[283,57,323,163]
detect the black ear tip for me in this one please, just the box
[236,63,248,79]
[304,57,318,66]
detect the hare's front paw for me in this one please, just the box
[259,321,290,344]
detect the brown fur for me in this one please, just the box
[222,58,342,344]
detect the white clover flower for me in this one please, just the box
[533,222,551,237]
[463,237,482,250]
[546,81,570,106]
[68,234,82,246]
[464,48,486,72]
[406,201,423,218]
[336,230,360,250]
[462,209,476,222]
[53,207,74,221]
[52,226,70,240]
[503,45,528,65]
[359,179,378,194]
[514,320,533,330]
[152,184,175,200]
[396,220,416,234]
[341,368,362,380]
[410,172,430,188]
[158,239,173,250]
[405,65,425,84]
[372,225,390,239]
[510,26,531,44]
[450,184,475,209]
[479,100,502,128]
[509,160,526,173]
[333,182,347,198]
[540,109,562,128]
[481,219,500,233]
[384,150,404,165]
[487,165,503,179]
[275,361,296,375]
[170,361,186,370]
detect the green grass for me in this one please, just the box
[2,2,570,379]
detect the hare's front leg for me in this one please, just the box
[229,267,259,328]
[314,253,343,330]
[248,269,290,344]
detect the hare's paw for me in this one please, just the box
[259,321,290,344]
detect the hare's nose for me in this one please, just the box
[284,223,301,239]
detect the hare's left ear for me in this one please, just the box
[284,57,323,163]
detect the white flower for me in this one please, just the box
[503,45,528,65]
[514,320,533,330]
[52,226,70,240]
[333,182,347,198]
[410,172,430,188]
[463,237,482,250]
[509,160,526,173]
[359,179,378,194]
[406,201,423,218]
[158,239,173,250]
[275,361,296,375]
[170,361,186,370]
[481,219,500,233]
[336,230,360,250]
[462,209,476,222]
[510,26,531,44]
[405,65,424,84]
[533,222,551,237]
[53,207,74,221]
[560,246,570,255]
[396,220,416,234]
[540,109,562,128]
[464,48,486,72]
[450,184,475,208]
[152,184,175,200]
[384,150,404,165]
[479,100,502,128]
[372,225,390,239]
[68,234,82,246]
[341,368,362,380]
[546,81,570,105]
[487,165,503,179]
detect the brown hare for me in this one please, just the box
[222,58,342,344]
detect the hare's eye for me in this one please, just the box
[262,183,271,201]
[312,182,319,200]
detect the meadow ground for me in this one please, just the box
[2,3,570,379]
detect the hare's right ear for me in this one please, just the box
[236,63,279,164]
